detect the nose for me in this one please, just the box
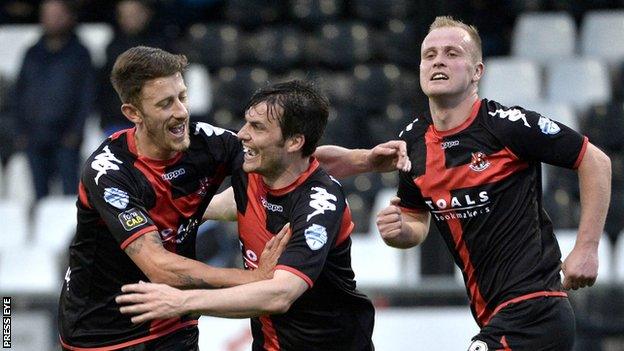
[173,98,189,119]
[237,123,250,141]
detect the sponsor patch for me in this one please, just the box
[104,187,129,209]
[307,187,337,221]
[118,208,148,231]
[304,224,328,251]
[537,115,561,135]
[468,340,488,351]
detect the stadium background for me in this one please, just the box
[0,0,623,349]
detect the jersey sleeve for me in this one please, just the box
[276,182,347,287]
[484,102,588,169]
[397,120,430,212]
[397,170,429,212]
[82,147,157,249]
[193,122,244,175]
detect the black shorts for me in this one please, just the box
[468,296,575,351]
[61,326,199,351]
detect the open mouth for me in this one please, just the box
[168,123,186,137]
[431,73,449,81]
[243,146,259,160]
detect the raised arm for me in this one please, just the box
[561,142,611,290]
[315,140,411,178]
[117,269,308,322]
[125,223,291,289]
[376,197,431,248]
[203,186,237,222]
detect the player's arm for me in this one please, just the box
[376,197,430,248]
[203,186,237,222]
[314,140,411,178]
[562,142,611,290]
[124,224,290,289]
[116,269,308,322]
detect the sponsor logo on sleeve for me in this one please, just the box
[468,340,488,351]
[488,108,530,128]
[104,187,129,209]
[304,224,328,250]
[537,115,561,135]
[117,208,148,231]
[307,187,337,221]
[195,122,236,137]
[91,146,123,185]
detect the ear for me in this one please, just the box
[286,134,305,153]
[121,103,142,124]
[472,62,484,83]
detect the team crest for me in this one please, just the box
[469,152,490,172]
[304,224,328,251]
[468,340,488,351]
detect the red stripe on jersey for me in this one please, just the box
[109,128,132,141]
[119,226,158,250]
[335,206,355,247]
[259,315,281,351]
[276,265,313,288]
[78,181,92,209]
[497,335,512,351]
[484,290,568,326]
[59,320,198,350]
[573,136,589,169]
[238,173,271,268]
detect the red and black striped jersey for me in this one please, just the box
[232,158,375,351]
[398,99,588,327]
[58,122,241,350]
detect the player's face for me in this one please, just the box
[419,27,481,100]
[135,73,190,159]
[237,102,288,179]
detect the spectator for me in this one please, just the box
[13,0,95,200]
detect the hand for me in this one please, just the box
[116,282,187,324]
[366,140,411,173]
[256,223,292,280]
[561,242,599,290]
[376,197,403,242]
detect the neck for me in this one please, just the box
[134,127,177,160]
[429,91,479,131]
[44,33,70,52]
[262,155,310,190]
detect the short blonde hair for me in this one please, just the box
[428,16,482,62]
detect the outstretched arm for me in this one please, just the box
[376,197,430,248]
[203,186,237,222]
[117,269,308,322]
[315,140,411,178]
[561,143,611,290]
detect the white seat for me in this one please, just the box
[615,234,624,282]
[186,63,213,116]
[555,229,613,283]
[581,10,624,65]
[520,101,579,131]
[480,58,541,107]
[0,200,29,248]
[0,246,60,294]
[32,195,77,253]
[9,312,52,351]
[545,58,611,111]
[512,12,576,65]
[4,152,35,205]
[76,23,114,68]
[0,24,41,81]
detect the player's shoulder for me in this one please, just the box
[299,168,346,202]
[82,131,135,184]
[480,99,541,130]
[398,113,431,145]
[191,121,238,142]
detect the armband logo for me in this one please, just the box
[104,187,129,209]
[537,115,561,135]
[91,146,123,185]
[307,187,337,221]
[468,340,488,351]
[304,224,328,251]
[118,208,148,231]
[488,108,530,128]
[195,122,236,137]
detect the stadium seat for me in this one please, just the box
[0,246,61,294]
[314,69,354,108]
[185,63,212,118]
[616,235,624,282]
[184,24,242,69]
[0,24,41,81]
[365,105,414,146]
[4,152,35,205]
[211,66,270,118]
[555,229,613,283]
[511,12,576,65]
[308,22,373,68]
[0,200,29,248]
[376,19,424,67]
[32,195,77,254]
[319,107,361,148]
[480,58,541,107]
[543,167,580,229]
[580,10,624,66]
[288,0,344,26]
[545,58,611,111]
[351,0,415,22]
[245,26,304,71]
[76,23,114,68]
[223,0,286,28]
[9,312,52,351]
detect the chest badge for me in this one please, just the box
[469,151,491,172]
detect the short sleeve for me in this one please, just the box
[193,122,244,175]
[277,183,347,287]
[397,170,429,212]
[83,146,157,249]
[485,103,588,169]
